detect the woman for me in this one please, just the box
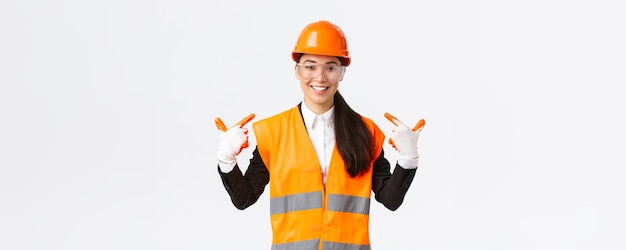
[215,20,425,250]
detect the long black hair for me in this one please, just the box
[333,91,376,177]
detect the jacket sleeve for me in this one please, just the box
[371,149,417,211]
[218,146,269,210]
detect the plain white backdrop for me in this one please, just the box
[1,0,625,249]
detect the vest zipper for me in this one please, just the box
[320,175,327,250]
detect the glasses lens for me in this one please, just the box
[298,63,343,80]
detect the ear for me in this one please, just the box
[339,67,346,81]
[294,64,301,80]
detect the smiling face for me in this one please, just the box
[295,54,344,114]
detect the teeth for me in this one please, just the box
[312,86,328,91]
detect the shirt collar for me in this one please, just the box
[301,102,335,130]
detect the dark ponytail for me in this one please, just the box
[334,91,375,177]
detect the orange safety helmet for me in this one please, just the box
[292,20,351,66]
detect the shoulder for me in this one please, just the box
[358,113,386,151]
[255,106,299,124]
[359,114,374,124]
[359,114,381,131]
[359,113,386,142]
[253,105,301,131]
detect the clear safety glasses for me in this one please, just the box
[296,63,345,81]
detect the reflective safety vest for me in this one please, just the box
[252,106,385,250]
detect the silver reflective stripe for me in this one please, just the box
[272,239,320,250]
[327,194,370,215]
[270,191,323,215]
[322,241,371,250]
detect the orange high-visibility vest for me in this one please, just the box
[252,106,385,250]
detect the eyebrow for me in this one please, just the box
[303,59,339,65]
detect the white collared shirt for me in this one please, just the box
[301,103,335,184]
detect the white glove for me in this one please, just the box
[385,113,424,169]
[215,114,255,172]
[390,119,420,159]
[217,126,249,165]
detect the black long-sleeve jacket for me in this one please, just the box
[218,147,417,211]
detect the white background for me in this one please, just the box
[1,0,625,249]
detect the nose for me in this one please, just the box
[313,70,327,81]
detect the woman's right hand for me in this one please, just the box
[215,114,255,165]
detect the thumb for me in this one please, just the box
[215,117,227,132]
[412,119,426,132]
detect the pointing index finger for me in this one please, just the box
[234,113,255,128]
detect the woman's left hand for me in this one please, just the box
[384,113,425,161]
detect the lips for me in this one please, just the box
[311,86,329,91]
